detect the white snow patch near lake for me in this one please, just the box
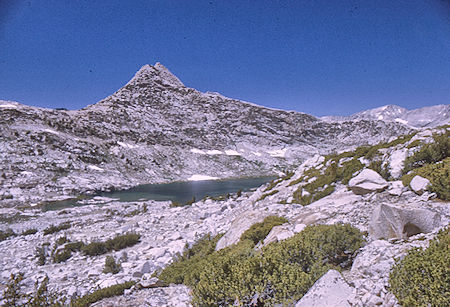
[225,150,241,156]
[117,141,138,149]
[268,148,287,158]
[187,174,219,181]
[395,118,408,125]
[44,128,60,135]
[206,150,223,155]
[191,148,206,155]
[0,104,18,109]
[88,165,104,172]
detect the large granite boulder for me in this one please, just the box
[295,270,356,307]
[348,169,388,195]
[261,224,294,247]
[369,203,441,239]
[215,211,268,250]
[410,175,430,195]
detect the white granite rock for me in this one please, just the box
[295,270,356,307]
[348,169,388,195]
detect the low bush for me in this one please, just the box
[2,272,134,307]
[389,227,449,306]
[2,273,65,307]
[103,256,121,274]
[240,215,288,245]
[403,131,449,174]
[53,249,72,263]
[191,223,364,306]
[82,233,140,256]
[43,222,71,235]
[21,228,38,236]
[402,157,450,200]
[257,189,279,201]
[159,223,365,306]
[0,229,15,242]
[71,281,135,307]
[158,233,223,285]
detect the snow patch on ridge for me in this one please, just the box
[395,118,408,125]
[225,150,241,156]
[191,148,206,155]
[206,150,223,155]
[268,148,287,158]
[117,141,138,149]
[0,104,18,109]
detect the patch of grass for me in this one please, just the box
[389,227,449,306]
[43,222,71,235]
[53,249,72,263]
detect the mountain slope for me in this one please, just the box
[0,63,412,206]
[322,104,449,127]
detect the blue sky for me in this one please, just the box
[0,0,449,116]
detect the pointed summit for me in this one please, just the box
[127,62,185,88]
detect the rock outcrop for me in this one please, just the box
[369,203,442,239]
[348,169,389,195]
[295,270,356,307]
[410,175,431,195]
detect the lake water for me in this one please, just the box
[44,176,275,210]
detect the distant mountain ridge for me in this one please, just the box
[0,62,440,206]
[321,104,449,128]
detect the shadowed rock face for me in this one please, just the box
[0,63,412,206]
[369,203,441,240]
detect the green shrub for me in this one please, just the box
[55,236,69,246]
[240,215,288,245]
[2,273,65,307]
[35,245,47,266]
[43,222,71,235]
[21,228,38,236]
[402,157,450,200]
[0,229,15,242]
[257,189,279,201]
[189,223,365,306]
[81,241,109,256]
[65,241,84,252]
[53,249,72,263]
[158,233,223,285]
[103,256,121,274]
[368,160,390,180]
[403,131,449,174]
[82,233,140,256]
[389,227,449,306]
[71,281,135,307]
[106,233,140,251]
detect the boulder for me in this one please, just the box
[215,211,268,250]
[369,203,441,239]
[410,175,430,195]
[295,270,356,307]
[348,169,388,195]
[261,224,294,246]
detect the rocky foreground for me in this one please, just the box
[0,127,449,306]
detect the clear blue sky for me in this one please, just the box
[0,0,449,116]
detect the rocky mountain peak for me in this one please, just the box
[126,62,185,89]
